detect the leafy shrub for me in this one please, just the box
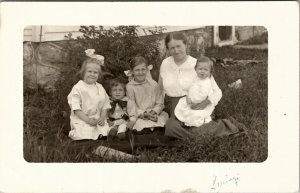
[49,26,166,120]
[63,26,165,83]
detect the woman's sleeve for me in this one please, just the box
[208,76,222,106]
[152,83,164,114]
[67,87,82,111]
[126,85,144,116]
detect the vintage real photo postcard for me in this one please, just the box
[0,2,299,193]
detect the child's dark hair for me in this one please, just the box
[108,78,126,94]
[130,56,148,70]
[195,56,214,75]
[78,57,102,79]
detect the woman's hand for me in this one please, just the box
[190,98,211,110]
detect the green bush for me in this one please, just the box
[51,26,166,119]
[63,26,165,83]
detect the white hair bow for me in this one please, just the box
[85,49,105,66]
[124,65,154,81]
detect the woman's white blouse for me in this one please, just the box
[160,56,197,97]
[160,55,222,106]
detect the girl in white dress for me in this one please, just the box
[68,49,111,140]
[175,56,217,127]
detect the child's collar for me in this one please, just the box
[128,78,148,85]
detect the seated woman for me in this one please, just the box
[159,32,240,139]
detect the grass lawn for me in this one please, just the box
[23,46,268,162]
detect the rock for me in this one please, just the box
[23,42,65,91]
[93,145,136,160]
[228,79,242,89]
[36,42,67,66]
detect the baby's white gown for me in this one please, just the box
[174,77,214,127]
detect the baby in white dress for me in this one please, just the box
[175,56,217,127]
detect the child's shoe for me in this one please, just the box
[138,128,152,135]
[108,127,118,141]
[117,132,126,140]
[97,134,103,140]
[97,135,107,140]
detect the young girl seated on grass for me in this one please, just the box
[175,56,219,127]
[106,78,137,140]
[126,56,169,133]
[67,49,111,140]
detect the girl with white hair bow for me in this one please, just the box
[67,49,112,140]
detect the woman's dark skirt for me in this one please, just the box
[164,96,242,139]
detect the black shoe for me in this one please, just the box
[131,129,138,134]
[108,127,118,141]
[97,134,107,140]
[136,128,152,135]
[152,127,164,132]
[117,132,126,140]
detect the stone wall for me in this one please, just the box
[24,26,264,91]
[23,27,212,91]
[23,41,68,91]
[152,26,213,58]
[235,26,267,41]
